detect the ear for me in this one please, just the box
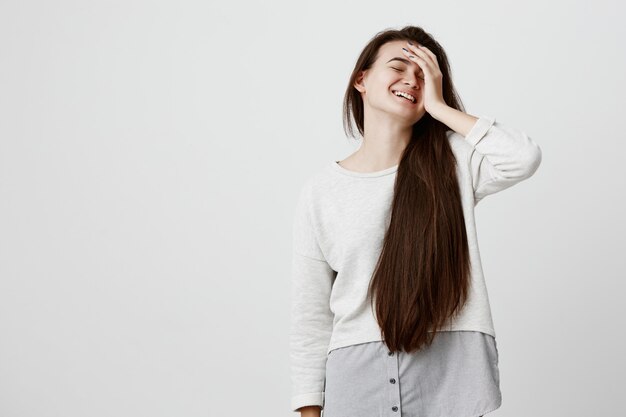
[353,70,367,93]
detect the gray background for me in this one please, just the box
[1,0,624,416]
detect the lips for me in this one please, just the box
[391,89,417,104]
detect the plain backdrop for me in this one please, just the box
[1,0,624,416]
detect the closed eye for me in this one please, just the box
[391,67,424,79]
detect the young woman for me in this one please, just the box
[290,25,542,417]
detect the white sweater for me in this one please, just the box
[289,116,542,412]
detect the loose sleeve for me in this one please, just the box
[465,116,542,205]
[289,186,336,412]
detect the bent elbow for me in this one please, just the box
[520,139,542,179]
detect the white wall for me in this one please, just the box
[0,0,624,416]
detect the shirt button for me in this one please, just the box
[388,351,394,356]
[389,378,396,384]
[392,406,398,412]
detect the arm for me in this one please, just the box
[290,185,335,413]
[431,104,543,204]
[429,103,479,137]
[297,406,322,417]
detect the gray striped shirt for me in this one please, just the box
[322,330,502,417]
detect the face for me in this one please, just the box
[354,40,427,123]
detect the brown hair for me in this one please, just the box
[343,25,471,354]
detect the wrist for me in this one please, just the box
[427,102,450,121]
[299,405,322,417]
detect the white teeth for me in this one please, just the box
[393,90,416,103]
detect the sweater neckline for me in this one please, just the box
[330,160,399,178]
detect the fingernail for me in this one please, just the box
[402,47,409,52]
[408,41,413,45]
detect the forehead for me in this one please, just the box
[377,41,420,68]
[379,40,407,55]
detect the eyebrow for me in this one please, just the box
[386,57,412,65]
[385,57,424,77]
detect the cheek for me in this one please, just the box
[373,72,396,87]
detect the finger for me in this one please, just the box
[411,42,438,63]
[401,47,429,72]
[402,45,432,70]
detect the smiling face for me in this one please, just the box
[354,40,427,123]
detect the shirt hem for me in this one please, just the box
[327,324,496,355]
[470,395,503,417]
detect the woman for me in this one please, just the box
[290,25,542,417]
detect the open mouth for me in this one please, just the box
[391,90,417,104]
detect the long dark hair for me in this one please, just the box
[343,25,471,354]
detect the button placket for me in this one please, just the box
[385,349,401,415]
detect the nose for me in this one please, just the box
[404,80,419,90]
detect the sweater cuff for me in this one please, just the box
[291,392,324,412]
[464,116,496,148]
